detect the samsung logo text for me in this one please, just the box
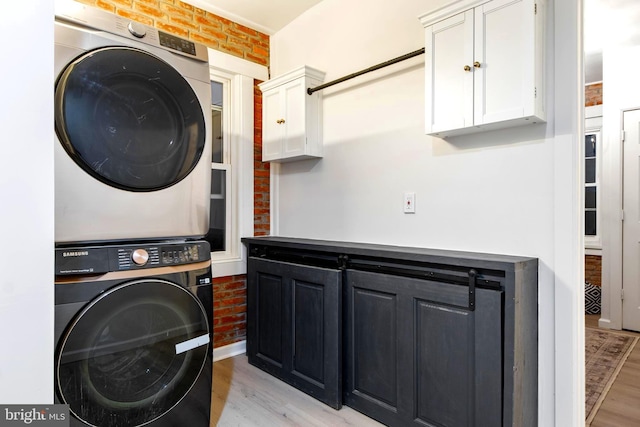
[62,251,89,257]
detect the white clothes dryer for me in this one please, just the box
[54,1,212,245]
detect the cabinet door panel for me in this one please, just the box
[282,79,306,157]
[247,257,342,409]
[262,89,284,160]
[475,0,534,124]
[345,269,503,427]
[415,301,473,426]
[254,272,285,367]
[425,10,474,134]
[292,280,325,384]
[352,288,397,408]
[414,288,503,426]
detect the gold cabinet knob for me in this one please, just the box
[464,65,471,72]
[474,61,481,68]
[276,119,285,124]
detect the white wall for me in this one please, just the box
[270,0,583,424]
[0,2,55,403]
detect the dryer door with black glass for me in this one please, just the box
[56,279,210,427]
[54,47,206,192]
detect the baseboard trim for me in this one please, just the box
[598,317,613,329]
[213,340,246,362]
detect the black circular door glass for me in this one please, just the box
[56,280,210,427]
[55,47,206,191]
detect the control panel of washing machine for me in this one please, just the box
[117,242,208,270]
[55,241,211,276]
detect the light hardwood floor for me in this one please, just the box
[211,356,383,427]
[587,314,640,426]
[211,319,640,427]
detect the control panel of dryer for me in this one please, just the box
[55,241,211,276]
[55,0,208,62]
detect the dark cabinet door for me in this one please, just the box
[344,269,503,427]
[247,257,342,408]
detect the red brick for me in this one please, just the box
[194,15,222,30]
[218,44,244,58]
[228,36,254,51]
[233,24,258,38]
[155,21,188,37]
[199,26,227,40]
[177,1,193,11]
[170,16,199,31]
[134,0,159,8]
[585,83,603,107]
[109,0,134,7]
[115,9,154,25]
[95,0,116,12]
[204,13,233,27]
[214,306,246,317]
[585,255,602,286]
[245,53,268,66]
[134,2,165,18]
[214,323,238,333]
[161,3,193,20]
[190,33,219,48]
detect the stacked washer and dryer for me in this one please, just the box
[53,1,214,426]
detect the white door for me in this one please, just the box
[424,9,474,135]
[262,87,284,161]
[282,78,306,158]
[622,108,640,331]
[474,0,533,125]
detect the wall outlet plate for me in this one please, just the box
[404,192,415,214]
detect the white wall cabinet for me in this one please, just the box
[259,66,325,162]
[419,0,545,137]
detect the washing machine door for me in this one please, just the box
[54,47,206,192]
[56,279,210,427]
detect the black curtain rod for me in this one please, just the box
[306,47,425,95]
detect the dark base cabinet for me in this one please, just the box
[345,269,503,427]
[247,257,342,409]
[243,237,538,427]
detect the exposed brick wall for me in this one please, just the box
[585,83,603,107]
[254,80,270,236]
[585,255,602,287]
[69,1,269,349]
[212,275,247,346]
[73,0,269,66]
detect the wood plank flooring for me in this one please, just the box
[212,318,640,426]
[587,314,640,426]
[211,356,383,427]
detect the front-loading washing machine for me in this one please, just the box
[54,0,212,244]
[55,240,213,427]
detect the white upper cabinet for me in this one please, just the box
[259,66,325,162]
[420,0,545,137]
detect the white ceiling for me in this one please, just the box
[191,0,640,84]
[584,0,640,83]
[187,0,323,35]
